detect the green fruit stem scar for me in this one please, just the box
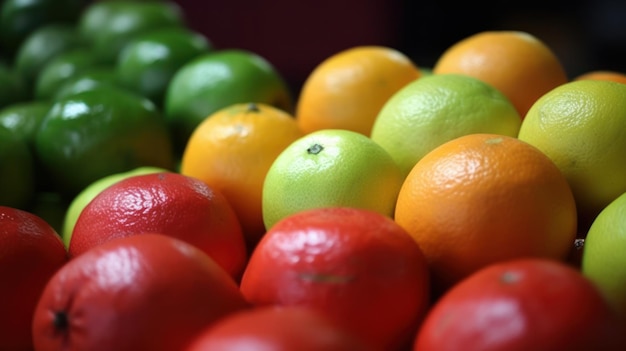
[307,143,323,155]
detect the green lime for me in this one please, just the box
[53,67,121,100]
[0,100,51,146]
[0,125,35,209]
[116,27,212,107]
[14,23,84,88]
[262,129,404,230]
[164,49,293,155]
[0,62,28,109]
[370,74,522,176]
[78,1,185,64]
[34,85,176,198]
[582,192,626,319]
[35,49,101,100]
[0,0,86,59]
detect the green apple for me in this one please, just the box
[581,192,626,318]
[62,166,169,247]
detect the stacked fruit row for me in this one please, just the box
[1,0,626,350]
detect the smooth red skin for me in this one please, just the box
[33,233,250,351]
[69,172,247,280]
[186,306,373,351]
[0,206,68,351]
[413,258,626,351]
[240,207,431,350]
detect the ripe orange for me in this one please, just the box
[33,234,250,351]
[573,70,626,84]
[69,172,247,280]
[413,258,626,351]
[185,306,371,351]
[433,31,568,117]
[181,102,304,248]
[0,206,68,351]
[395,134,577,293]
[295,46,420,136]
[240,207,430,350]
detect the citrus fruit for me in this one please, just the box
[69,172,247,280]
[0,206,68,351]
[33,233,249,351]
[164,49,293,155]
[0,100,50,146]
[295,45,420,136]
[518,79,626,228]
[0,62,28,109]
[0,126,35,209]
[62,166,170,247]
[181,102,304,247]
[581,192,626,319]
[433,30,569,117]
[240,207,430,350]
[116,27,212,107]
[261,129,404,230]
[14,23,84,87]
[53,67,121,100]
[370,73,522,176]
[34,85,175,198]
[34,48,100,100]
[186,306,371,351]
[78,0,185,64]
[0,0,85,58]
[395,133,577,292]
[573,70,626,84]
[413,258,626,351]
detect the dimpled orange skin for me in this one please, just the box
[69,172,247,281]
[433,31,568,117]
[296,46,421,136]
[394,134,578,292]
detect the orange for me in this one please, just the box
[394,133,577,294]
[573,70,626,85]
[69,172,247,281]
[240,207,431,350]
[180,102,305,248]
[433,31,568,117]
[295,46,420,136]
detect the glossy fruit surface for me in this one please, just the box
[34,85,175,197]
[413,258,625,351]
[185,306,372,351]
[181,102,304,247]
[296,45,420,136]
[395,134,577,292]
[69,172,247,280]
[0,206,68,351]
[433,30,568,117]
[371,73,521,175]
[164,49,293,154]
[262,129,404,230]
[241,207,430,350]
[33,233,249,351]
[518,79,626,228]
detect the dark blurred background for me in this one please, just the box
[173,0,626,96]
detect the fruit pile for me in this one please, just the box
[1,0,626,350]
